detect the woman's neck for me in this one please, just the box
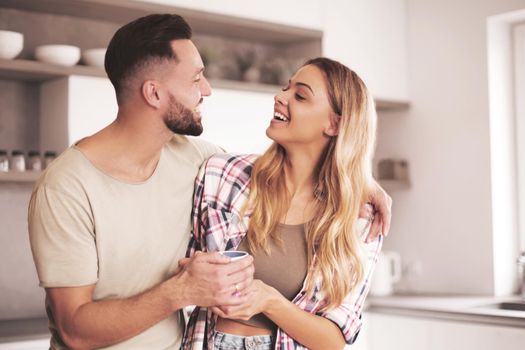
[280,149,320,224]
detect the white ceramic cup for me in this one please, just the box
[220,250,249,261]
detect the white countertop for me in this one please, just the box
[1,296,524,345]
[366,294,525,327]
[0,318,48,344]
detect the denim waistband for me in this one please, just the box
[213,330,274,350]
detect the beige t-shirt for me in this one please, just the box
[28,135,221,350]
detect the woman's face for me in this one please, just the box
[266,64,337,149]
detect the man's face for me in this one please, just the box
[163,92,203,136]
[160,40,211,136]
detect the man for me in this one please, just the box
[28,14,391,349]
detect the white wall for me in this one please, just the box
[136,0,324,30]
[376,0,525,295]
[0,183,45,319]
[323,0,409,101]
[198,88,273,154]
[141,0,409,102]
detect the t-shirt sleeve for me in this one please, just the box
[191,138,225,162]
[28,184,98,288]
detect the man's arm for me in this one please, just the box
[48,251,254,349]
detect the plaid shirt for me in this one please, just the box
[182,154,382,350]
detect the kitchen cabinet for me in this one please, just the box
[0,0,408,110]
[323,0,409,103]
[136,0,324,31]
[366,313,429,350]
[0,339,50,350]
[0,0,411,168]
[363,312,525,350]
[39,75,117,153]
[0,0,323,159]
[428,319,525,350]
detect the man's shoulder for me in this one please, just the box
[34,147,91,190]
[165,135,224,165]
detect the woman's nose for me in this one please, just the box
[274,92,288,106]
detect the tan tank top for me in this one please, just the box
[235,223,308,331]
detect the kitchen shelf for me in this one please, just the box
[0,59,408,110]
[375,99,410,112]
[379,179,411,191]
[0,0,322,44]
[0,58,281,93]
[0,59,106,81]
[0,171,41,183]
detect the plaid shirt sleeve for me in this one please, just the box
[319,218,383,345]
[186,157,208,258]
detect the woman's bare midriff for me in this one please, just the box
[216,317,273,336]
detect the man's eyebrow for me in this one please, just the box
[195,67,205,74]
[295,82,314,95]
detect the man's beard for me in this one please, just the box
[163,94,203,136]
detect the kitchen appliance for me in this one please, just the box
[370,251,402,296]
[518,252,525,299]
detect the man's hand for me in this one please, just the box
[171,251,254,308]
[362,180,392,242]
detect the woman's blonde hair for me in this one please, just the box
[245,57,377,311]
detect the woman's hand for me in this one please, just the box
[211,280,281,320]
[363,179,392,242]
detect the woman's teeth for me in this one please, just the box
[274,112,289,122]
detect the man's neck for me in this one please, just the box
[76,109,174,183]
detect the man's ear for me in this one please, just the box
[324,114,341,137]
[142,80,162,109]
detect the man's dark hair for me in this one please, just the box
[105,14,192,102]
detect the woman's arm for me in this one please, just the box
[212,280,345,349]
[266,287,347,349]
[215,227,382,348]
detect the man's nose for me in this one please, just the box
[201,77,212,97]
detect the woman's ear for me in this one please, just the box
[141,80,162,109]
[324,114,341,137]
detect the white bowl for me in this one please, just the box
[35,45,80,66]
[0,30,24,59]
[82,48,106,68]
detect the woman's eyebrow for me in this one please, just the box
[295,82,315,95]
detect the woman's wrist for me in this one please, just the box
[263,286,288,316]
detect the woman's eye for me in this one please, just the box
[295,93,305,101]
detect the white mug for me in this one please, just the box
[220,250,248,261]
[370,251,402,296]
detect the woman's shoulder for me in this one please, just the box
[199,154,258,212]
[203,153,259,175]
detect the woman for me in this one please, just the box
[183,57,383,350]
